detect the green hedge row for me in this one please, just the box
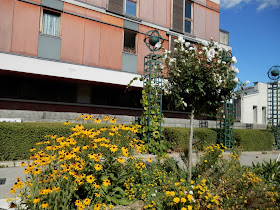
[0,122,109,161]
[0,122,275,161]
[234,129,275,151]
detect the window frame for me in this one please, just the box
[124,0,138,17]
[40,7,61,37]
[123,29,138,55]
[184,0,193,34]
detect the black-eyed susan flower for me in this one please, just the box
[110,145,118,152]
[117,156,125,163]
[83,198,91,205]
[86,175,95,183]
[102,179,111,187]
[33,197,40,204]
[41,202,49,208]
[110,118,117,123]
[94,164,102,171]
[20,162,26,167]
[147,158,152,163]
[103,116,110,121]
[94,118,102,124]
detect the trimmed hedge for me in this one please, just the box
[234,129,274,151]
[0,122,109,161]
[163,127,217,151]
[0,122,276,161]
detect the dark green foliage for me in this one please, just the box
[251,159,280,185]
[163,127,217,151]
[234,129,274,151]
[0,122,109,161]
[0,122,276,161]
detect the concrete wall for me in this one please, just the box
[0,109,267,129]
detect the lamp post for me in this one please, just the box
[267,65,280,149]
[142,30,164,143]
[217,50,234,149]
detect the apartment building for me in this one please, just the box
[0,0,229,119]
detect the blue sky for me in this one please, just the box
[219,0,280,85]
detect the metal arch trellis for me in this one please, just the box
[217,102,234,149]
[143,30,164,143]
[267,65,280,149]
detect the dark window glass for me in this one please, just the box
[126,0,136,16]
[124,30,136,54]
[185,2,191,19]
[185,20,191,33]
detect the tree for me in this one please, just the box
[163,36,239,181]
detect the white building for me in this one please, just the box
[234,82,268,125]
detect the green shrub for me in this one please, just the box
[234,129,274,151]
[163,127,217,151]
[0,122,109,161]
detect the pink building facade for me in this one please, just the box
[0,0,230,118]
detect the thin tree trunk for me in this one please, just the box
[188,108,194,181]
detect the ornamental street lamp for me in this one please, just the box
[142,30,164,143]
[267,65,280,148]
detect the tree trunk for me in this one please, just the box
[188,108,194,181]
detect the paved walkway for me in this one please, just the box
[0,152,279,209]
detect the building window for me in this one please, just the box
[126,0,137,16]
[124,30,137,54]
[184,1,192,34]
[42,10,60,36]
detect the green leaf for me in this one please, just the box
[101,175,109,180]
[113,187,125,196]
[118,199,130,205]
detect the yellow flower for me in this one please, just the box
[94,193,101,197]
[109,204,114,209]
[103,179,111,187]
[110,145,118,152]
[94,203,101,210]
[20,162,26,167]
[173,197,180,203]
[170,191,176,196]
[33,197,40,204]
[117,156,125,163]
[181,208,187,210]
[103,116,110,121]
[53,186,60,192]
[63,121,71,125]
[187,194,193,202]
[181,197,187,203]
[94,164,102,171]
[83,198,91,205]
[6,198,13,202]
[86,175,95,183]
[204,160,208,163]
[41,202,49,208]
[147,158,152,163]
[94,118,102,124]
[75,200,82,207]
[110,118,117,123]
[30,148,36,152]
[180,179,185,182]
[187,206,192,210]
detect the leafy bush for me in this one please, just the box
[163,127,217,151]
[193,145,279,209]
[234,129,274,151]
